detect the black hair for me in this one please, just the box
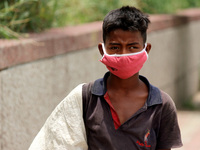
[103,6,150,44]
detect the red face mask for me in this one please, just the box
[100,43,148,79]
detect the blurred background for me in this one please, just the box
[0,0,200,150]
[1,0,200,39]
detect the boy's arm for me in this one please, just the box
[29,84,88,150]
[156,91,183,149]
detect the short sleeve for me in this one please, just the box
[156,91,183,149]
[29,84,88,150]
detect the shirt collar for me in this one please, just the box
[91,72,110,96]
[91,72,162,107]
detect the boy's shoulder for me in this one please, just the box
[159,89,177,112]
[148,81,176,110]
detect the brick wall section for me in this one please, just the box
[0,8,200,71]
[148,8,200,32]
[0,22,102,70]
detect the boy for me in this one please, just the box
[29,6,182,150]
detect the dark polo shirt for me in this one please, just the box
[83,72,182,150]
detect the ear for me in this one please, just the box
[145,43,151,54]
[98,43,104,56]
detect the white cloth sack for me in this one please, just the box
[29,84,88,150]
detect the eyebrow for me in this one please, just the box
[108,42,121,45]
[109,42,140,45]
[127,42,140,45]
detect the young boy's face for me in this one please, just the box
[99,29,151,55]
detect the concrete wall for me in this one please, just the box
[0,9,200,150]
[0,47,107,150]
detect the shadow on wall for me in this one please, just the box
[175,16,190,108]
[174,15,200,109]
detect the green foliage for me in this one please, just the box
[137,0,200,14]
[0,0,200,39]
[0,0,136,39]
[0,0,58,38]
[181,99,200,110]
[53,0,138,26]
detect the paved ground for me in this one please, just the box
[172,110,200,150]
[172,92,200,150]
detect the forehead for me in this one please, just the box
[105,29,143,44]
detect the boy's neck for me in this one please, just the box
[107,73,142,92]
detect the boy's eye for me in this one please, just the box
[129,46,139,49]
[108,46,120,52]
[110,46,119,50]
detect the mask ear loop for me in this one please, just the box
[143,43,149,59]
[100,43,107,61]
[144,43,147,49]
[101,43,107,55]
